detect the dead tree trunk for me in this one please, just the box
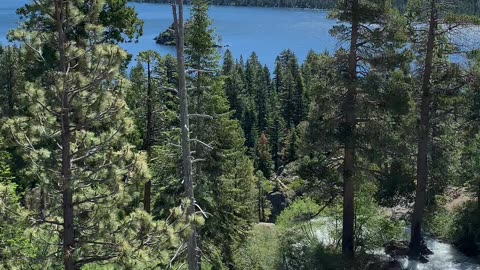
[172,1,199,269]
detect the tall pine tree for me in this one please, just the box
[4,1,174,268]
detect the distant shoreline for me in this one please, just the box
[128,1,477,15]
[130,2,330,12]
[128,0,336,10]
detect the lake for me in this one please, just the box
[0,1,337,69]
[1,1,478,69]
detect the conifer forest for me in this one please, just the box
[1,0,480,269]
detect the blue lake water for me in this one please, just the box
[0,1,478,69]
[123,3,337,68]
[0,1,337,69]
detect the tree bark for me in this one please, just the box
[410,0,437,256]
[342,0,359,259]
[477,180,480,209]
[55,0,74,269]
[258,184,262,221]
[144,58,153,213]
[6,49,14,117]
[172,1,199,269]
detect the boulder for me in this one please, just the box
[267,191,287,222]
[385,241,410,258]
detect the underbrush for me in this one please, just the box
[452,202,480,257]
[425,198,480,257]
[233,191,403,270]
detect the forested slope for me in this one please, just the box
[0,0,480,269]
[129,0,479,15]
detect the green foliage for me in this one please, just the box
[3,1,176,268]
[233,224,281,270]
[452,202,480,256]
[127,51,179,150]
[461,134,480,204]
[186,0,218,71]
[276,187,403,255]
[222,50,247,126]
[276,199,325,269]
[255,171,273,222]
[353,182,404,252]
[424,195,456,240]
[194,80,257,267]
[0,152,39,270]
[16,0,143,44]
[297,156,342,204]
[0,46,24,118]
[425,199,480,257]
[255,133,273,179]
[276,197,320,227]
[1,0,480,267]
[100,0,144,43]
[275,50,306,127]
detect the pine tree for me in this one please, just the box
[185,0,218,71]
[275,50,306,126]
[406,0,480,255]
[255,132,273,179]
[194,80,257,268]
[331,0,361,256]
[273,57,283,93]
[0,46,23,118]
[255,170,273,222]
[135,51,161,213]
[465,52,480,209]
[223,50,247,123]
[267,87,285,171]
[246,52,269,132]
[127,52,180,215]
[243,102,259,150]
[4,1,173,268]
[222,49,235,75]
[329,0,409,257]
[177,1,258,267]
[462,134,480,209]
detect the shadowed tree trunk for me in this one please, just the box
[4,49,15,117]
[144,58,153,213]
[477,181,480,209]
[410,0,437,256]
[55,0,74,269]
[342,0,359,259]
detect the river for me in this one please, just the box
[399,238,480,270]
[396,228,480,270]
[313,217,480,270]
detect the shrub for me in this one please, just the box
[452,202,480,256]
[424,196,456,240]
[233,224,281,270]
